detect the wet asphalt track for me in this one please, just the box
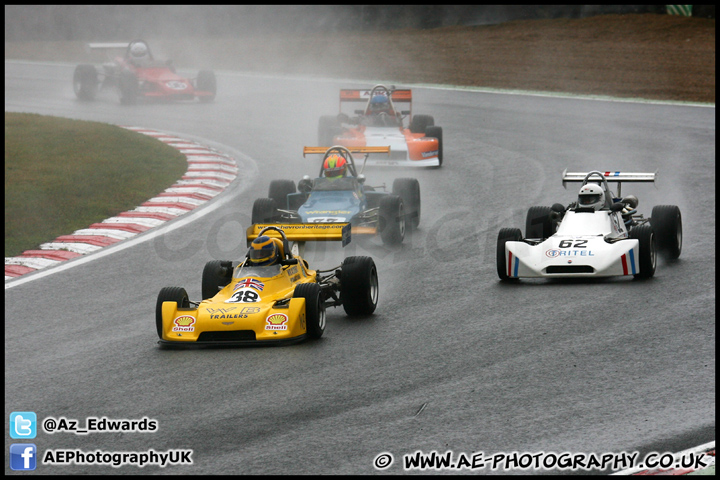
[4,61,715,474]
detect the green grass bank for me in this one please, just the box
[5,112,188,257]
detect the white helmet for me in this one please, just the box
[578,183,605,210]
[129,42,149,59]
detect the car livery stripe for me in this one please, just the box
[621,254,629,275]
[507,251,519,278]
[5,127,239,281]
[628,248,637,275]
[604,171,621,177]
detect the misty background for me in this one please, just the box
[7,5,711,42]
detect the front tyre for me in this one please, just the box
[73,64,98,101]
[392,178,421,230]
[294,283,325,339]
[251,198,278,225]
[378,195,405,245]
[630,224,656,279]
[155,286,190,339]
[201,260,233,300]
[340,256,379,316]
[525,206,553,239]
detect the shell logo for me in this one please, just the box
[172,315,196,332]
[265,313,288,331]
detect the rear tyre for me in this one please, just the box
[378,195,405,245]
[525,206,553,239]
[73,64,98,101]
[201,260,233,300]
[155,286,190,339]
[340,256,379,316]
[294,283,325,339]
[650,205,682,259]
[497,228,523,281]
[268,180,296,210]
[196,70,216,102]
[251,198,277,225]
[425,125,443,166]
[630,224,656,279]
[392,178,421,230]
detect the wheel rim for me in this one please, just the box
[398,204,406,238]
[650,232,657,271]
[318,302,326,331]
[369,268,379,305]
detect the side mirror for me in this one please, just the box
[610,202,624,212]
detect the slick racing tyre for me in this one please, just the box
[410,114,434,134]
[392,178,421,230]
[525,206,554,239]
[340,256,379,316]
[73,64,98,101]
[156,287,190,339]
[251,198,278,225]
[293,283,326,339]
[201,260,233,300]
[378,195,405,245]
[630,224,657,279]
[650,205,682,259]
[497,228,523,281]
[268,180,296,211]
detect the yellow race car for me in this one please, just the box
[155,224,378,347]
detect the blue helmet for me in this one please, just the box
[247,236,281,266]
[369,94,390,113]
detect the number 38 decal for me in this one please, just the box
[225,288,261,303]
[558,239,588,248]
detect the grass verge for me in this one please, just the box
[5,112,188,257]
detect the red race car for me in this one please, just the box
[73,39,216,104]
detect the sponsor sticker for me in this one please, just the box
[265,313,289,331]
[165,81,188,90]
[172,315,196,332]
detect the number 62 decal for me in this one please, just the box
[558,239,588,248]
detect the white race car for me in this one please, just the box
[497,170,682,280]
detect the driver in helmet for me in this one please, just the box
[323,154,348,180]
[577,183,606,211]
[126,40,153,67]
[246,236,283,266]
[367,94,393,116]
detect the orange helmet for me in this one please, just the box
[323,154,348,179]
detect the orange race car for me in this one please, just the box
[318,84,444,167]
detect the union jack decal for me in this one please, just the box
[234,278,264,291]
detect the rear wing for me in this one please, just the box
[247,223,351,247]
[87,42,130,50]
[562,169,657,196]
[303,146,391,157]
[339,89,412,103]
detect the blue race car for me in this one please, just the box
[250,146,421,245]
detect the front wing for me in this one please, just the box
[503,237,641,278]
[159,297,309,347]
